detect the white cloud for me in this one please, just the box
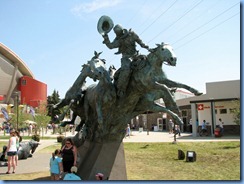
[71,0,122,16]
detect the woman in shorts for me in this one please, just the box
[6,129,18,174]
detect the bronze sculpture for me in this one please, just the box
[52,16,202,180]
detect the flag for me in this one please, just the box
[1,107,10,121]
[29,106,35,118]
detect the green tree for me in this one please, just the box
[47,89,61,117]
[230,99,240,125]
[10,108,32,131]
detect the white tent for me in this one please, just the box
[24,120,37,124]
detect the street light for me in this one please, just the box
[14,91,20,130]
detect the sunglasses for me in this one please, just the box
[65,142,71,145]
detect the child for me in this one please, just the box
[96,173,104,180]
[63,166,82,180]
[50,149,63,180]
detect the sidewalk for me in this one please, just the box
[0,130,240,175]
[123,130,240,143]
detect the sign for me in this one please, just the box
[197,104,204,111]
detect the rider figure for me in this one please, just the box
[102,24,149,97]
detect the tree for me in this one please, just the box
[34,101,51,136]
[10,107,32,131]
[47,89,62,117]
[230,99,240,125]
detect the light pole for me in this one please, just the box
[14,91,20,130]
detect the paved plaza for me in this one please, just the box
[0,130,240,175]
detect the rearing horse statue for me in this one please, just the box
[54,43,202,180]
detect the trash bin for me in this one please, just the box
[214,128,221,137]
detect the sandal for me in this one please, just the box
[6,172,10,174]
[12,171,15,173]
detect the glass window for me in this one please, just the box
[21,80,26,85]
[182,110,187,117]
[220,109,227,114]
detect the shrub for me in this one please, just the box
[57,135,64,143]
[31,134,40,142]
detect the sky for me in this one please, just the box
[0,0,240,98]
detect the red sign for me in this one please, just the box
[197,104,204,110]
[0,95,4,101]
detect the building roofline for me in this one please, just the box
[190,98,239,103]
[0,42,34,78]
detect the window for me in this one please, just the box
[220,109,227,114]
[181,110,187,117]
[215,109,217,114]
[21,80,27,86]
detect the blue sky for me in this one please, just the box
[0,0,240,98]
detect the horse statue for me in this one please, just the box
[129,43,202,118]
[60,54,116,136]
[51,58,100,122]
[0,145,7,166]
[52,54,104,128]
[18,140,40,160]
[53,42,202,180]
[84,51,116,135]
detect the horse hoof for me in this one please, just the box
[195,92,203,96]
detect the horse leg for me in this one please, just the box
[96,101,103,125]
[163,79,202,96]
[60,112,76,127]
[146,101,183,125]
[154,82,180,115]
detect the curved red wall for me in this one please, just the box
[18,76,47,107]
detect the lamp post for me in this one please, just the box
[14,91,20,130]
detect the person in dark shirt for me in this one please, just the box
[61,138,77,173]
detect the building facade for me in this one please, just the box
[131,80,240,136]
[0,43,47,123]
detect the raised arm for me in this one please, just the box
[102,34,119,49]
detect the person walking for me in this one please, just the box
[168,119,174,134]
[200,120,208,136]
[15,130,21,166]
[174,125,181,136]
[50,149,63,180]
[63,166,81,180]
[218,118,224,136]
[125,124,131,138]
[61,138,77,173]
[5,129,18,174]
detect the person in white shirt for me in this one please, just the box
[5,129,18,174]
[218,118,224,135]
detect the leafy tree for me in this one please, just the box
[34,101,51,136]
[47,89,61,117]
[10,107,32,131]
[230,99,240,125]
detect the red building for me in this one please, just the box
[18,76,47,108]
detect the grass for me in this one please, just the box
[124,142,240,180]
[0,141,240,180]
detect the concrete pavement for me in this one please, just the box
[0,130,240,176]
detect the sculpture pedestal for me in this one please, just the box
[77,140,127,180]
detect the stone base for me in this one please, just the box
[77,141,127,180]
[108,143,127,180]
